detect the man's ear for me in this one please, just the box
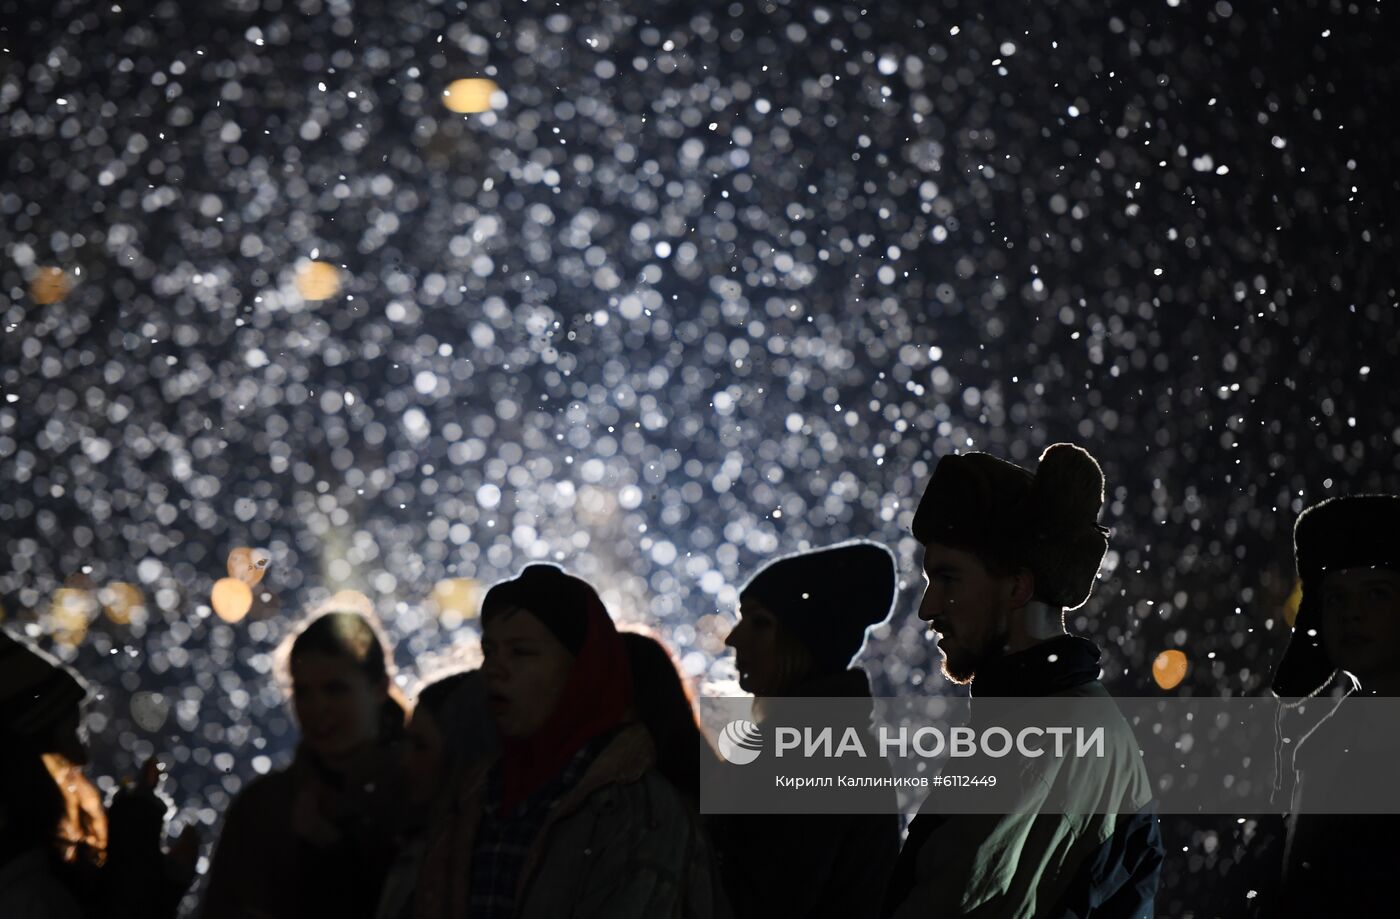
[1007,567,1036,609]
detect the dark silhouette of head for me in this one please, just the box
[289,611,402,766]
[622,631,716,806]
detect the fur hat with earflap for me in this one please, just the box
[911,443,1110,610]
[1270,494,1400,700]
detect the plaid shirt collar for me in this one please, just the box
[466,729,618,919]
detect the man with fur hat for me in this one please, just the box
[1269,494,1400,915]
[882,444,1163,919]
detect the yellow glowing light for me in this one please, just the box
[1152,649,1189,691]
[99,582,145,625]
[295,260,342,300]
[227,547,271,586]
[314,589,375,618]
[442,78,500,114]
[49,588,97,647]
[1284,578,1303,628]
[30,266,71,305]
[212,577,254,623]
[429,578,481,625]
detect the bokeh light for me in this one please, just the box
[1283,578,1304,628]
[211,577,253,623]
[312,589,375,618]
[227,547,271,587]
[294,260,342,300]
[47,587,97,647]
[428,577,481,628]
[1152,650,1190,692]
[28,266,71,304]
[99,582,145,626]
[442,78,500,114]
[3,3,1398,911]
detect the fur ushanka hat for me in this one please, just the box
[911,443,1110,611]
[1270,494,1400,700]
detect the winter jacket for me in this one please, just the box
[414,721,727,919]
[0,848,84,919]
[1276,690,1400,916]
[706,667,902,919]
[201,744,406,919]
[884,635,1163,919]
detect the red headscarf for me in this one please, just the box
[498,588,632,813]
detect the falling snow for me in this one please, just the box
[2,0,1397,913]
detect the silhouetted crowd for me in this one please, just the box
[5,443,1398,917]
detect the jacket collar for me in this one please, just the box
[513,722,654,897]
[431,721,657,913]
[972,634,1102,698]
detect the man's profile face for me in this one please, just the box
[1321,567,1400,685]
[917,543,1013,684]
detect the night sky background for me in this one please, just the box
[3,0,1397,914]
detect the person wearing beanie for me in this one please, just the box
[726,540,897,699]
[1267,494,1400,916]
[709,541,901,919]
[883,444,1163,919]
[412,564,726,919]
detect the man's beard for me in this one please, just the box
[938,629,1003,685]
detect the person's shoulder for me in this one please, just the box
[226,762,299,817]
[0,850,84,919]
[594,761,687,811]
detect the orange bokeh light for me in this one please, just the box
[443,78,500,114]
[30,266,71,304]
[295,260,342,300]
[1152,649,1189,691]
[212,577,254,623]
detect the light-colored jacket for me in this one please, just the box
[415,722,728,919]
[888,680,1159,918]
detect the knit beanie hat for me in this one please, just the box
[1271,494,1400,699]
[0,629,89,738]
[911,443,1110,610]
[480,563,597,655]
[739,540,897,672]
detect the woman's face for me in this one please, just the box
[725,601,808,696]
[292,651,386,764]
[402,709,445,805]
[481,607,575,738]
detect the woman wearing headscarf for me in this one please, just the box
[413,563,724,919]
